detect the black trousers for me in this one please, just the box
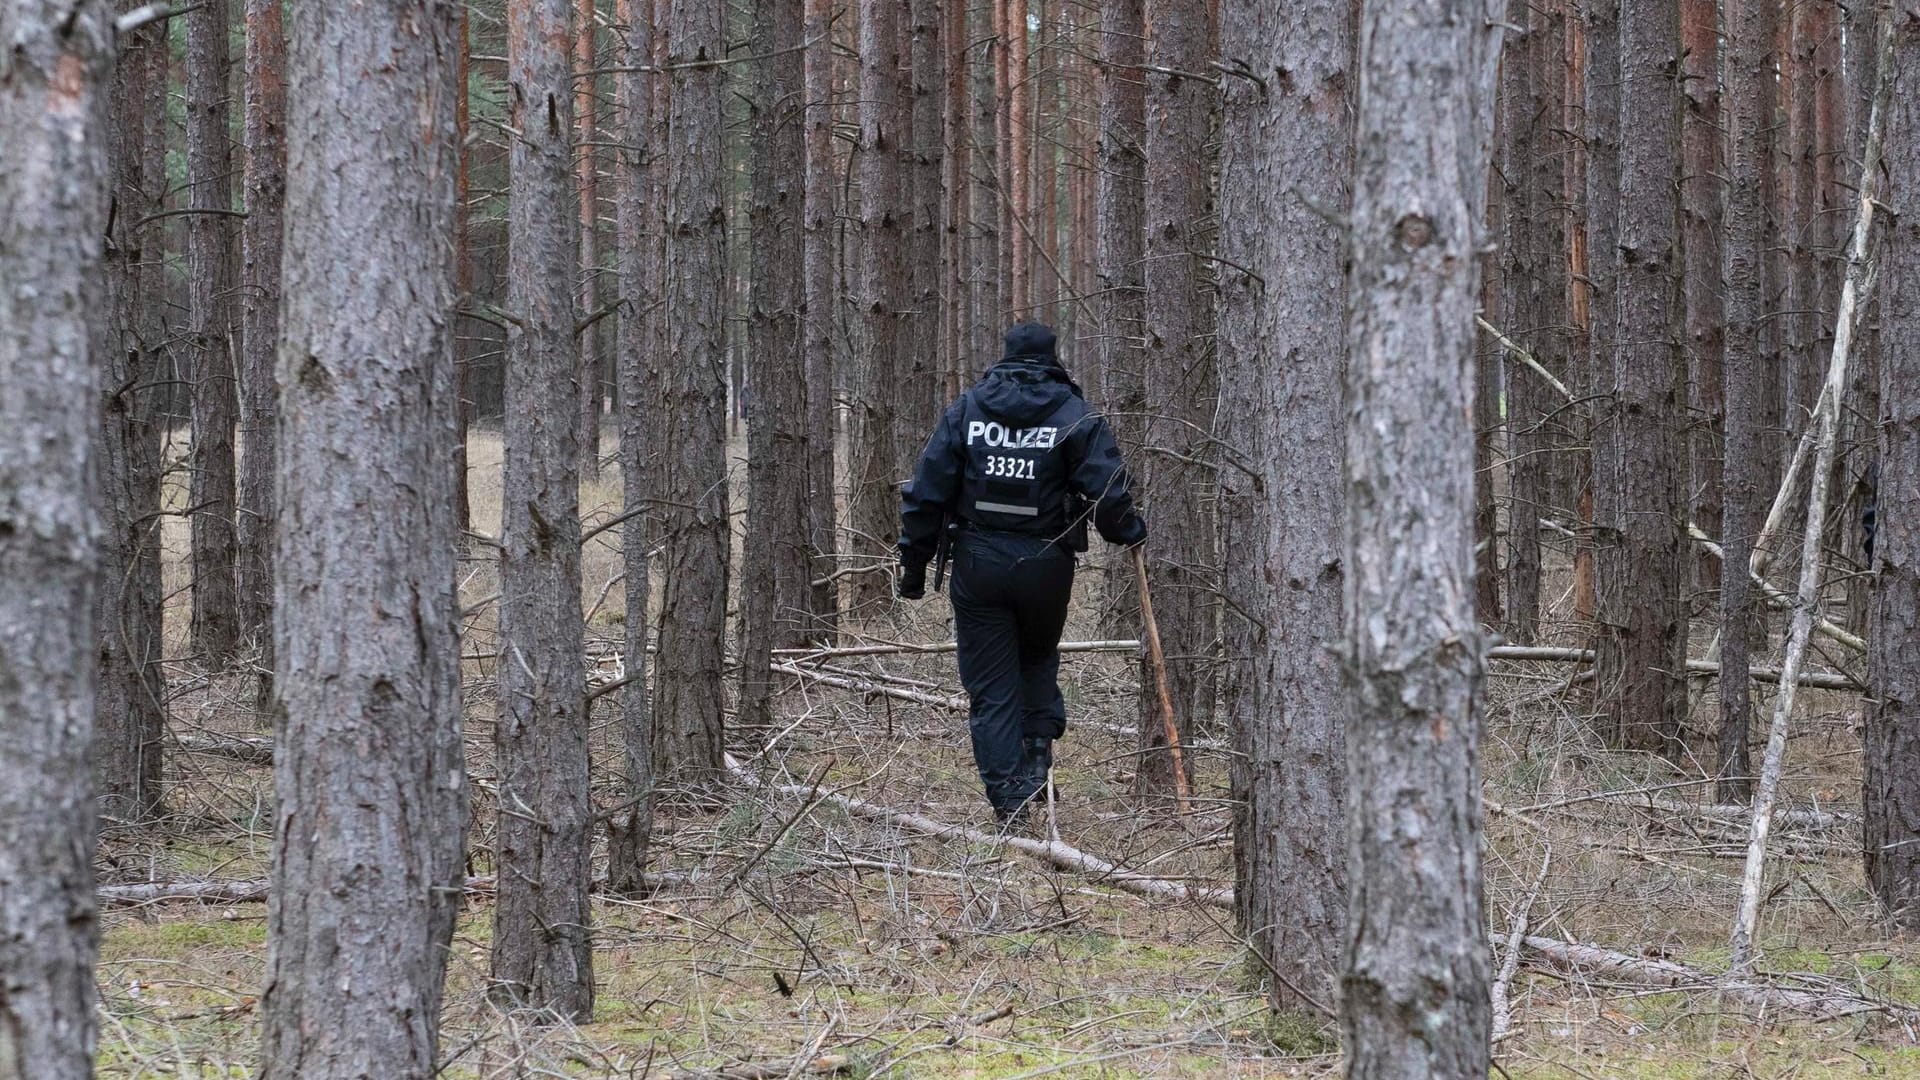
[950,530,1073,812]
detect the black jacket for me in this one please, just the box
[898,357,1146,569]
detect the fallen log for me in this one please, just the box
[1521,936,1908,1020]
[772,662,967,711]
[773,639,1142,660]
[724,756,1233,909]
[1599,793,1859,833]
[174,734,276,766]
[97,871,699,909]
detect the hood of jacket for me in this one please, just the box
[972,358,1082,426]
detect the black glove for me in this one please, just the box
[1117,516,1148,549]
[897,561,927,600]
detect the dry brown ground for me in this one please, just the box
[99,429,1920,1077]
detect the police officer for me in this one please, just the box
[896,322,1147,829]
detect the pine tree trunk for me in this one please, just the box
[239,0,286,707]
[1096,0,1147,636]
[97,13,169,824]
[1595,0,1687,756]
[654,0,733,779]
[740,0,810,732]
[259,5,470,1070]
[492,0,594,1021]
[1529,0,1574,534]
[906,0,944,434]
[576,0,603,483]
[188,0,243,666]
[0,8,112,1076]
[456,6,473,530]
[1475,113,1504,629]
[1342,0,1495,1071]
[943,0,971,398]
[849,0,906,614]
[1219,0,1351,1015]
[1865,0,1920,927]
[1680,0,1724,594]
[971,0,1003,362]
[609,0,656,895]
[1498,14,1541,644]
[1135,0,1217,795]
[1008,0,1032,313]
[1718,0,1774,802]
[803,0,841,631]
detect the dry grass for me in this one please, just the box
[99,431,1920,1077]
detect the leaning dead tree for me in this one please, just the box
[260,3,471,1074]
[1341,0,1497,1073]
[0,6,113,1077]
[1729,0,1894,976]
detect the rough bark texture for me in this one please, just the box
[1719,0,1774,802]
[1498,14,1541,644]
[942,0,969,397]
[188,0,242,666]
[850,0,907,614]
[1219,0,1351,1015]
[1096,0,1148,634]
[239,0,286,704]
[1680,0,1724,592]
[259,4,470,1071]
[1595,0,1687,756]
[577,0,603,483]
[654,0,733,779]
[1007,0,1032,312]
[802,0,840,629]
[1342,0,1494,1072]
[609,0,656,894]
[492,0,593,1020]
[1866,0,1920,927]
[905,0,944,436]
[97,11,169,823]
[740,0,810,733]
[0,7,111,1077]
[1583,0,1621,631]
[1474,112,1504,628]
[1136,0,1217,794]
[970,0,1003,365]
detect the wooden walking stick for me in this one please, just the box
[1132,545,1192,814]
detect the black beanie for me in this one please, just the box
[1002,321,1058,361]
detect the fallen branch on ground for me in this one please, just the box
[725,756,1233,909]
[173,734,276,766]
[1522,936,1909,1020]
[98,871,699,909]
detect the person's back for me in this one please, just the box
[897,322,1147,829]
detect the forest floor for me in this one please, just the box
[98,428,1920,1078]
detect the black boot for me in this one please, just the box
[1023,736,1054,795]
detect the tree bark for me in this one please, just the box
[740,0,810,732]
[1342,0,1495,1072]
[1135,0,1217,796]
[1007,0,1032,313]
[577,0,603,483]
[1680,0,1724,595]
[802,0,840,631]
[1096,0,1147,636]
[492,0,594,1020]
[97,9,169,824]
[0,7,112,1077]
[1719,0,1775,803]
[654,0,733,780]
[609,0,656,895]
[905,0,944,436]
[1498,11,1541,644]
[849,0,907,614]
[1595,0,1687,757]
[1219,0,1351,1016]
[239,0,286,708]
[188,0,243,667]
[259,4,470,1071]
[1866,0,1920,928]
